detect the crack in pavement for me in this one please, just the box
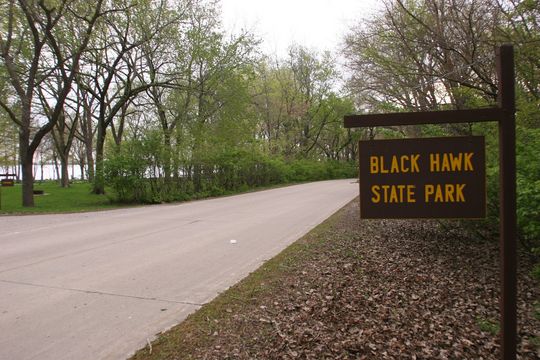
[0,279,204,307]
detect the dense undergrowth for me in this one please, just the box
[104,143,356,204]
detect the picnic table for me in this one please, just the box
[0,173,16,186]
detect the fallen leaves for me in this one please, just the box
[141,200,540,359]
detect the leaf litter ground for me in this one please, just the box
[133,199,539,359]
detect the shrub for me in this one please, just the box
[516,127,540,254]
[105,140,357,205]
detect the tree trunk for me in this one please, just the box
[163,130,172,182]
[19,135,34,207]
[40,153,45,181]
[19,122,34,207]
[93,125,106,194]
[21,159,34,207]
[17,98,36,207]
[59,152,70,187]
[79,155,86,181]
[193,163,202,193]
[52,152,60,181]
[86,142,95,182]
[81,98,95,182]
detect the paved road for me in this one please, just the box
[0,180,358,360]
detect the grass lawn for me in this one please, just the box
[0,181,123,214]
[0,180,300,215]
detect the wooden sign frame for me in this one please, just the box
[344,45,517,360]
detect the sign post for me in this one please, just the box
[344,45,516,359]
[497,44,517,360]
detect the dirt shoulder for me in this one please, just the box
[132,199,539,359]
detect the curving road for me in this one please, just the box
[0,180,358,360]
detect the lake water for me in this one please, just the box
[2,164,84,181]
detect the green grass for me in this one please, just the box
[0,181,125,214]
[0,181,312,215]
[534,301,540,321]
[532,264,540,281]
[476,317,500,335]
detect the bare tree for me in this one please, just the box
[344,0,502,116]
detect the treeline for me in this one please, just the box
[0,0,358,207]
[0,0,538,255]
[343,0,539,254]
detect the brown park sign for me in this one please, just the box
[346,44,517,360]
[358,136,485,219]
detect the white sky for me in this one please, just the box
[220,0,382,58]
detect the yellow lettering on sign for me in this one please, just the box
[450,153,463,171]
[425,184,433,202]
[370,155,421,174]
[434,185,444,202]
[456,184,465,201]
[445,184,455,202]
[425,184,466,203]
[430,152,475,172]
[380,157,388,173]
[369,156,390,173]
[464,153,474,171]
[430,154,439,172]
[390,157,400,173]
[371,185,381,203]
[400,156,409,172]
[371,185,416,203]
[370,156,379,174]
[441,154,451,172]
[410,154,420,173]
[389,185,399,202]
[407,185,416,203]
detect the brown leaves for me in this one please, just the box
[180,201,540,359]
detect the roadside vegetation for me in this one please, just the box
[0,162,354,214]
[105,150,356,203]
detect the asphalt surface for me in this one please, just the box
[0,180,358,360]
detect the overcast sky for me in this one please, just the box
[220,0,382,58]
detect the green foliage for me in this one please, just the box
[104,135,356,204]
[464,124,540,257]
[533,266,540,281]
[104,132,167,203]
[252,49,357,160]
[476,317,500,336]
[516,127,540,253]
[285,159,356,182]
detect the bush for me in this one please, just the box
[466,125,540,256]
[104,140,357,205]
[516,127,540,254]
[104,133,168,204]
